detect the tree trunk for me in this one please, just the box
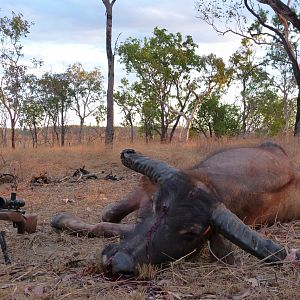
[182,119,193,142]
[11,124,15,149]
[79,117,84,144]
[29,127,35,148]
[282,88,289,134]
[1,121,7,147]
[145,122,149,144]
[208,122,213,138]
[294,90,300,134]
[240,78,247,135]
[102,0,117,146]
[33,122,38,148]
[128,115,134,144]
[181,95,203,142]
[169,115,181,142]
[160,127,168,143]
[52,123,59,146]
[61,106,65,147]
[159,101,168,143]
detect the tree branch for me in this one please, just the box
[258,0,300,31]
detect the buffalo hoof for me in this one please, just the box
[101,203,116,222]
[101,203,125,223]
[51,213,80,230]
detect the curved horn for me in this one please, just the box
[121,149,185,185]
[211,204,287,262]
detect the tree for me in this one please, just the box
[177,54,231,142]
[114,78,137,143]
[102,0,117,146]
[20,75,45,147]
[118,28,231,142]
[0,12,31,148]
[265,18,297,134]
[196,0,300,134]
[252,91,288,135]
[119,28,195,142]
[38,72,71,146]
[38,74,60,145]
[0,103,8,146]
[67,63,105,143]
[192,93,240,138]
[229,38,275,134]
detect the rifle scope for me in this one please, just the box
[0,193,25,209]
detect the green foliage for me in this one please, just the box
[0,12,31,108]
[192,93,241,138]
[93,105,107,126]
[118,27,231,141]
[67,63,104,106]
[114,78,136,127]
[196,0,300,135]
[229,38,276,134]
[255,93,286,136]
[118,27,200,141]
[38,72,71,118]
[37,72,72,146]
[20,75,45,130]
[66,63,105,130]
[0,12,39,148]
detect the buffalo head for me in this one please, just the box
[101,149,287,277]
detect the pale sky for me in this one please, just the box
[1,0,242,124]
[1,0,242,74]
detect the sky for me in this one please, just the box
[1,0,242,76]
[1,0,243,124]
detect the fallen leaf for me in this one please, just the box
[24,286,32,296]
[63,198,75,204]
[32,285,46,296]
[232,288,252,300]
[197,293,217,299]
[61,274,75,282]
[246,277,259,287]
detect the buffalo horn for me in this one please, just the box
[211,203,287,262]
[120,149,185,186]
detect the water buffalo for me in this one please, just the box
[51,141,300,276]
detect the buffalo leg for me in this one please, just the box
[51,213,134,238]
[209,233,237,265]
[102,176,157,223]
[101,197,140,223]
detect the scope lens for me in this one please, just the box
[0,197,6,208]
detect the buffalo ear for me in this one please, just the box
[210,204,286,263]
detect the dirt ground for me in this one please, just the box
[0,138,300,299]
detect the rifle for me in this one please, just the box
[0,192,37,264]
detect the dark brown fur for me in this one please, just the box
[102,142,300,227]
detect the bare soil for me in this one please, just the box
[0,137,300,299]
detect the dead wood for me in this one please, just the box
[30,172,49,185]
[0,173,16,185]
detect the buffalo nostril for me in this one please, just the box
[110,252,135,276]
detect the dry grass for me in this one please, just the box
[0,136,300,299]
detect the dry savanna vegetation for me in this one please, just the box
[0,137,300,299]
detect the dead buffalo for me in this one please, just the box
[51,142,300,277]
